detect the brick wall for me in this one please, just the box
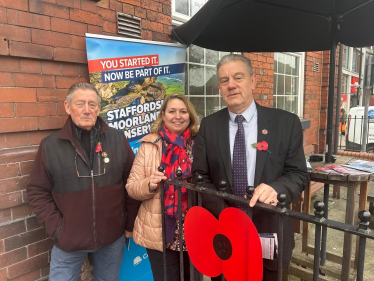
[319,46,340,154]
[245,52,275,108]
[303,51,323,153]
[245,52,321,153]
[0,0,171,280]
[370,95,374,106]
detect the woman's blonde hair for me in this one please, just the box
[151,93,199,136]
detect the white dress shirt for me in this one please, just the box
[228,101,258,187]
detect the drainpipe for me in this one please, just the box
[334,43,343,154]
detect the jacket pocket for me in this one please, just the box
[55,225,62,242]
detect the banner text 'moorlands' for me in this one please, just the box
[107,100,163,142]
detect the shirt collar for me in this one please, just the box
[228,101,257,123]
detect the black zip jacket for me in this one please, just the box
[27,116,141,252]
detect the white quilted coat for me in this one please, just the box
[126,133,164,251]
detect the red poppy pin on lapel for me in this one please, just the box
[95,142,102,153]
[184,207,263,280]
[252,141,271,153]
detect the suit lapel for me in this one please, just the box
[254,103,273,187]
[218,109,233,188]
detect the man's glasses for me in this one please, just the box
[75,153,106,177]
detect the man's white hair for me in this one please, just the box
[66,82,101,104]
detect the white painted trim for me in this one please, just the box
[299,52,305,118]
[172,19,184,26]
[348,46,353,72]
[274,52,304,118]
[85,33,186,48]
[172,12,191,23]
[171,0,191,23]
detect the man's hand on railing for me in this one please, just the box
[247,183,278,207]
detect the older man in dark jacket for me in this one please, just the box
[27,82,141,281]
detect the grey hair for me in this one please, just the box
[217,54,254,77]
[66,82,101,104]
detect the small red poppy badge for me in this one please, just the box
[252,141,271,153]
[95,142,102,153]
[184,207,263,280]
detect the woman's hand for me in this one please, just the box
[149,170,167,190]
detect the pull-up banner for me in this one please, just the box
[85,34,187,281]
[85,33,187,154]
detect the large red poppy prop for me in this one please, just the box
[185,207,263,280]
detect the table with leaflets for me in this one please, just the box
[303,155,374,280]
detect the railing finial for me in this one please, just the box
[196,173,203,185]
[314,201,325,219]
[358,210,371,232]
[246,186,255,199]
[219,180,227,193]
[276,193,287,211]
[176,168,183,178]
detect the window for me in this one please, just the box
[342,45,349,69]
[172,2,228,117]
[341,46,372,108]
[173,0,207,22]
[273,53,304,116]
[352,48,361,73]
[185,45,230,117]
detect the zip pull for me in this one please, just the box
[91,170,93,178]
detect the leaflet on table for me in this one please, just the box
[259,233,278,260]
[315,165,371,175]
[342,159,374,174]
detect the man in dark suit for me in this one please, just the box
[192,54,309,280]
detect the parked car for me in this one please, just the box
[346,106,374,152]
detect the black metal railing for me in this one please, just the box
[339,116,374,153]
[159,167,373,281]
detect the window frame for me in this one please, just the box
[273,52,305,118]
[342,45,350,70]
[172,0,208,23]
[172,2,227,117]
[185,47,229,117]
[351,48,361,73]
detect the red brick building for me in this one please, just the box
[0,0,336,280]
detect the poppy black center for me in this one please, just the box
[213,233,232,260]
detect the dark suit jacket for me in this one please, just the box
[192,102,309,270]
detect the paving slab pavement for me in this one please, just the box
[290,181,374,280]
